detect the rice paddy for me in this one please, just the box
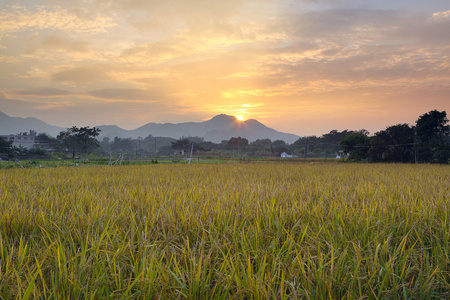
[0,163,449,299]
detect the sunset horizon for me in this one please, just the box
[1,109,448,140]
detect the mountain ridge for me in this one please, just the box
[0,111,300,143]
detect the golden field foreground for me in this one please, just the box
[0,163,449,299]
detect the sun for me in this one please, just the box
[236,115,243,121]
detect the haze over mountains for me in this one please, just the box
[0,111,65,137]
[0,112,300,144]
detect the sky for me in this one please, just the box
[0,0,449,137]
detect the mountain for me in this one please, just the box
[0,111,65,137]
[201,115,300,143]
[0,111,300,143]
[96,114,300,143]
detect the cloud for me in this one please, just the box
[0,98,43,112]
[51,65,115,86]
[96,0,252,20]
[0,5,116,52]
[0,5,116,35]
[13,88,73,97]
[0,101,74,115]
[242,103,264,108]
[0,90,8,99]
[432,10,450,20]
[86,88,168,101]
[0,55,20,63]
[42,35,90,52]
[119,42,186,65]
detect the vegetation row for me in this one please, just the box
[1,109,449,164]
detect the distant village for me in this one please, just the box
[0,130,348,161]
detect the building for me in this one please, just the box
[0,135,36,149]
[280,152,297,158]
[173,150,185,156]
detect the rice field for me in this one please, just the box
[0,163,449,299]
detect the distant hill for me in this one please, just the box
[0,111,300,143]
[0,111,65,137]
[96,114,300,143]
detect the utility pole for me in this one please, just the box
[414,135,419,164]
[189,143,194,164]
[304,139,308,160]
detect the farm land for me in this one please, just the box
[0,162,449,299]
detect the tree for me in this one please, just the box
[110,137,134,152]
[99,137,111,151]
[340,133,370,161]
[415,110,449,163]
[171,138,205,153]
[225,137,248,151]
[368,124,415,163]
[18,130,37,136]
[291,135,314,154]
[0,137,14,158]
[57,126,101,158]
[35,132,57,150]
[272,140,289,156]
[171,138,190,151]
[290,130,366,157]
[249,139,273,155]
[36,132,55,143]
[320,130,354,154]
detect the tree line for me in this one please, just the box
[340,110,449,163]
[1,109,448,163]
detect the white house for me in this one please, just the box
[173,149,185,156]
[0,135,36,149]
[280,152,296,158]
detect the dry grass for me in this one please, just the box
[0,163,449,299]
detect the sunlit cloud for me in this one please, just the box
[12,88,72,97]
[34,101,75,110]
[51,65,116,86]
[432,10,450,21]
[0,0,449,136]
[242,103,263,108]
[0,5,115,49]
[85,88,171,102]
[42,35,90,53]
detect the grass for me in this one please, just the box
[0,163,449,299]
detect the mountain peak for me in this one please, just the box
[209,114,238,121]
[0,110,65,136]
[0,111,10,118]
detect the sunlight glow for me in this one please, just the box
[236,115,243,121]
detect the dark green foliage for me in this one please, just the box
[0,137,14,158]
[171,137,205,152]
[100,135,177,155]
[339,110,449,164]
[249,139,273,155]
[171,138,191,151]
[224,137,249,150]
[340,133,370,161]
[272,140,289,156]
[56,126,101,158]
[369,124,415,163]
[111,136,134,151]
[291,130,364,157]
[415,110,449,163]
